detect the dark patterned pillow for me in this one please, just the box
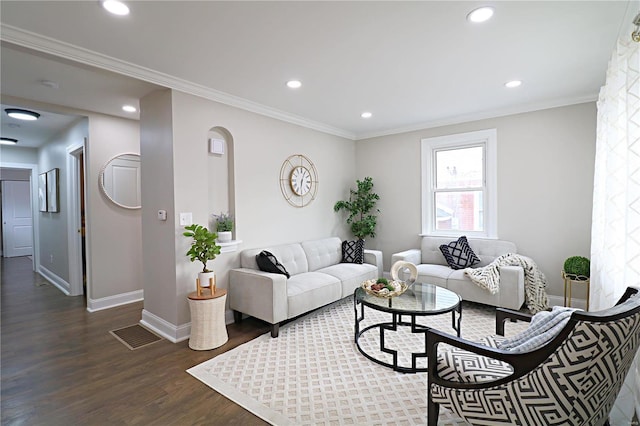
[341,240,364,264]
[439,236,480,270]
[256,250,290,278]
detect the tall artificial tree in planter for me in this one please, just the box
[334,176,380,242]
[183,224,221,294]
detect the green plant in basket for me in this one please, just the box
[376,277,389,285]
[563,256,590,279]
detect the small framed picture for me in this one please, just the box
[38,172,48,212]
[46,168,59,213]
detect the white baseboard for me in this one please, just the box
[140,309,191,343]
[87,290,143,312]
[140,309,237,345]
[38,265,70,295]
[548,294,587,310]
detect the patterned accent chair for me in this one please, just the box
[426,287,640,426]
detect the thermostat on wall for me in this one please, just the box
[209,138,224,155]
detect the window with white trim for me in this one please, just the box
[421,129,497,238]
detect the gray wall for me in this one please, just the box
[356,102,596,299]
[141,89,356,328]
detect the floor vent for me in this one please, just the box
[110,324,162,350]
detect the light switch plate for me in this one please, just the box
[179,212,192,226]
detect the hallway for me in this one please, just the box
[0,256,269,425]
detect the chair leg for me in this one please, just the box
[233,310,243,324]
[427,392,439,425]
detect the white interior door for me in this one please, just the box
[1,180,33,257]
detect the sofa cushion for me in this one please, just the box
[416,264,454,287]
[287,272,341,318]
[421,237,517,267]
[317,262,378,297]
[436,336,513,383]
[341,240,364,264]
[240,243,309,276]
[301,237,342,271]
[256,251,290,278]
[439,236,480,270]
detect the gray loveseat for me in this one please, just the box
[229,237,383,337]
[391,236,525,309]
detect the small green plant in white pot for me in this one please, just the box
[183,224,221,294]
[213,212,234,243]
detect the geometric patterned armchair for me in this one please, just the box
[426,287,640,426]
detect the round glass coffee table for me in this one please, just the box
[354,282,461,373]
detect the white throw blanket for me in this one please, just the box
[464,253,549,314]
[497,306,577,352]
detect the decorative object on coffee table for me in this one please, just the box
[188,288,228,350]
[183,224,221,296]
[361,278,408,298]
[390,260,418,283]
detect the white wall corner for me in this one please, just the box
[140,309,190,343]
[86,289,143,312]
[38,265,71,295]
[547,294,586,310]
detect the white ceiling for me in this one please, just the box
[0,1,633,145]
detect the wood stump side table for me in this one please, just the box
[188,289,228,350]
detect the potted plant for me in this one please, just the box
[212,212,234,243]
[334,176,380,240]
[183,224,222,292]
[563,256,590,280]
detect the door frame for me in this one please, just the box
[67,142,87,297]
[0,162,39,271]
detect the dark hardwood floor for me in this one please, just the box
[1,256,271,425]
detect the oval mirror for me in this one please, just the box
[99,153,141,209]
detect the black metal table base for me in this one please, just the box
[354,297,461,374]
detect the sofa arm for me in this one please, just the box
[498,265,525,310]
[364,249,383,277]
[229,268,288,325]
[391,249,422,266]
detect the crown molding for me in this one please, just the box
[355,94,598,140]
[1,24,356,140]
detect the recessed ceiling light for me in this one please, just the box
[286,80,302,89]
[122,105,137,113]
[0,137,18,145]
[361,112,373,119]
[505,80,522,88]
[467,6,494,23]
[101,0,130,16]
[5,108,40,121]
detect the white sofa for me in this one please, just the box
[229,237,383,337]
[391,236,525,309]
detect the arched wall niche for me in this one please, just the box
[207,126,235,239]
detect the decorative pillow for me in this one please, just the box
[341,240,364,264]
[439,236,480,270]
[256,251,290,278]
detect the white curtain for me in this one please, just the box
[590,22,640,424]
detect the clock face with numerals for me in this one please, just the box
[290,166,311,195]
[279,154,318,207]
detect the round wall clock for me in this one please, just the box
[280,154,318,207]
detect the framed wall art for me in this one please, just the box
[46,168,59,213]
[38,172,48,212]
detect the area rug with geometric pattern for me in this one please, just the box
[187,297,528,425]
